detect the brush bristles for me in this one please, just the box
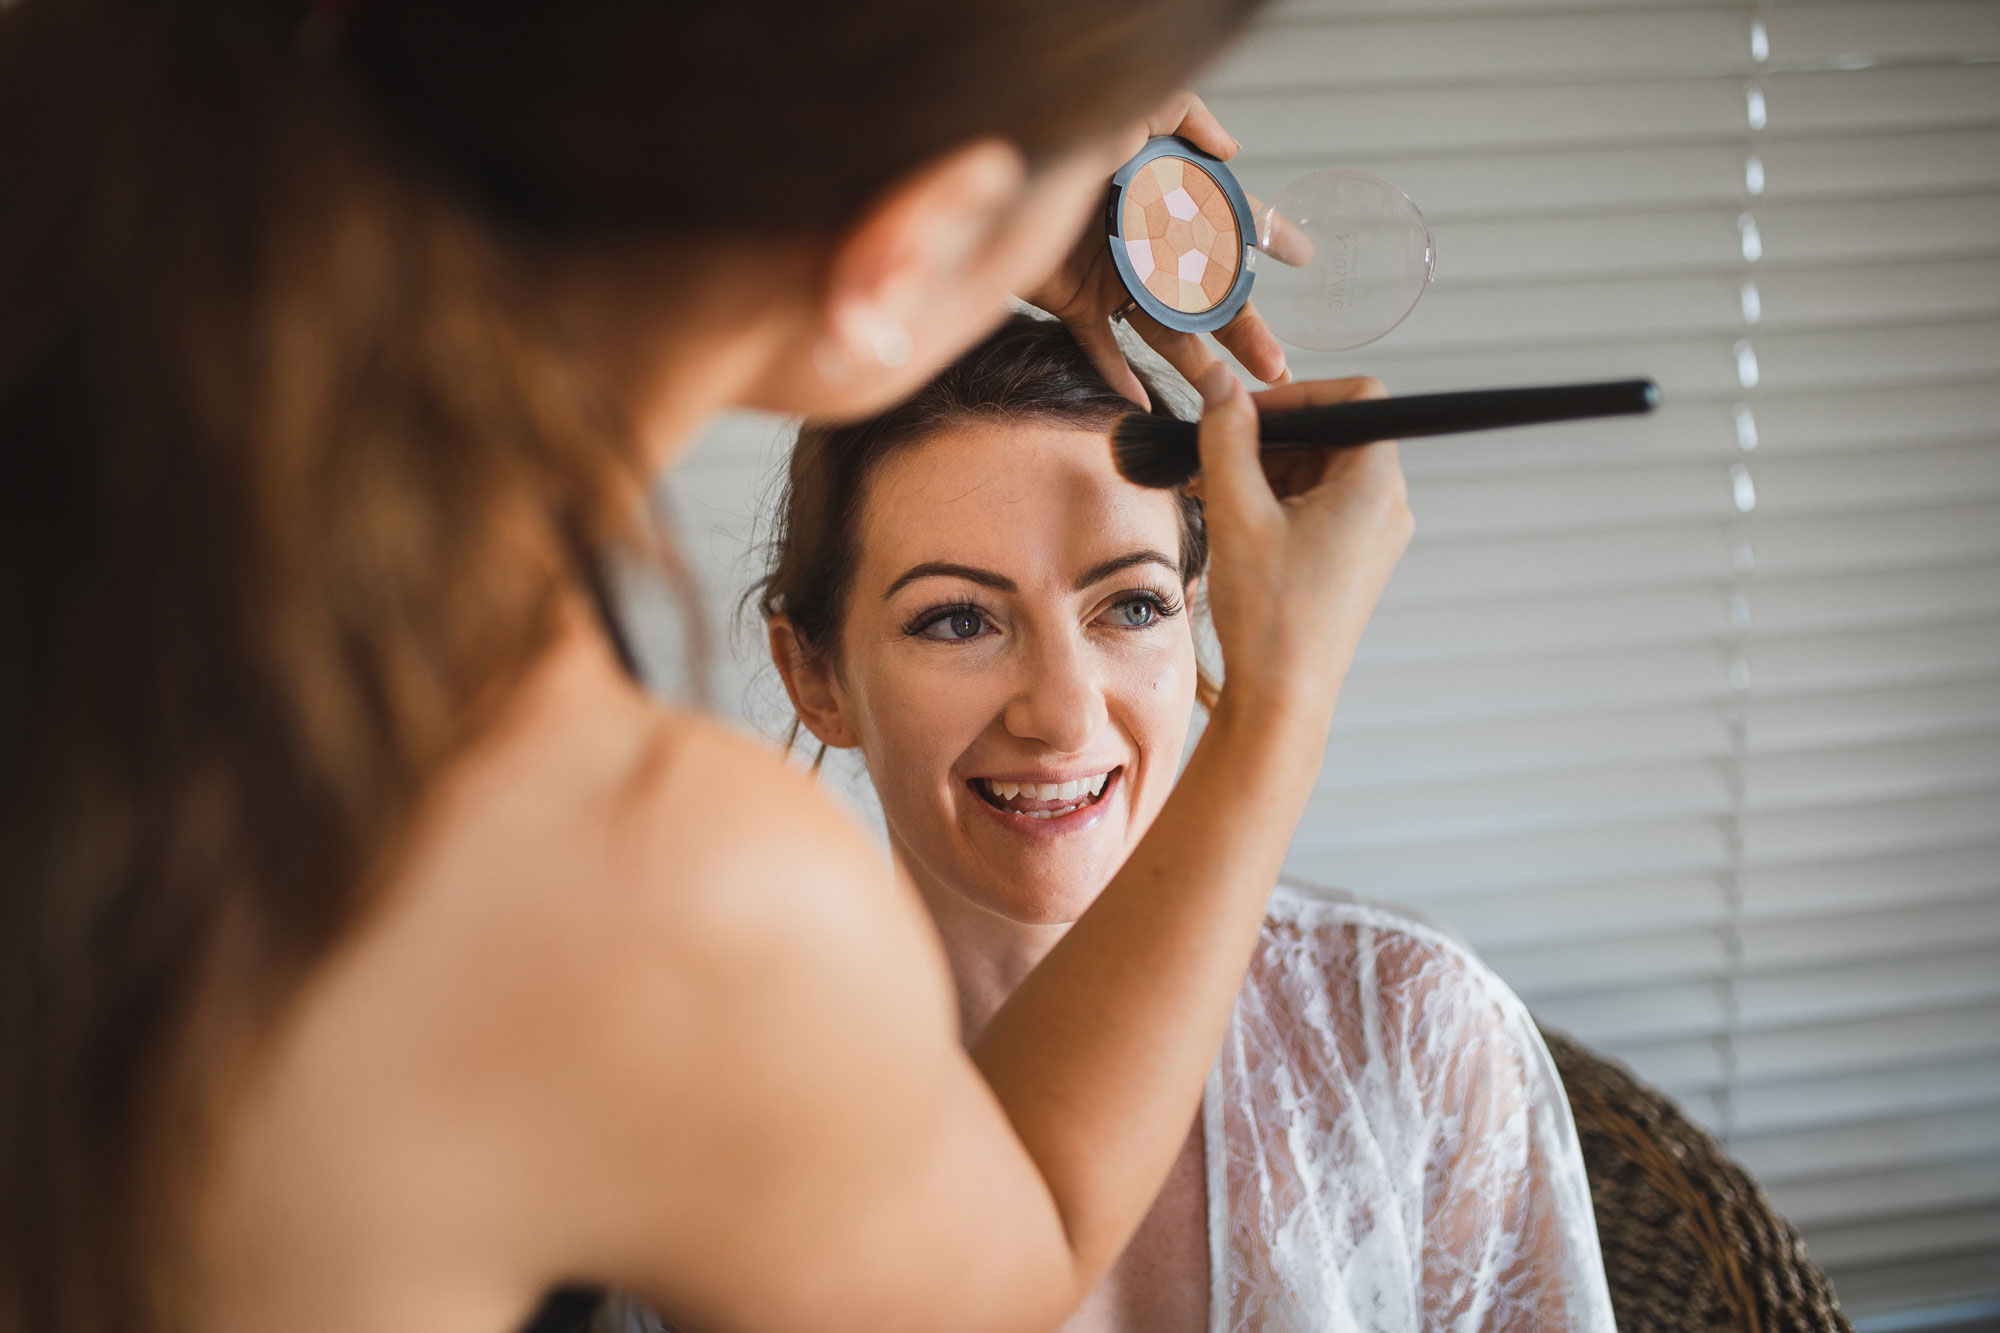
[1109,413,1201,489]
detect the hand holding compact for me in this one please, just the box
[1020,90,1291,406]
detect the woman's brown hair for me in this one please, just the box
[756,311,1219,753]
[0,0,1263,1327]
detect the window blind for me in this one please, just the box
[1200,0,2000,1322]
[640,0,2000,1324]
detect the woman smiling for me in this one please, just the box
[761,315,1616,1332]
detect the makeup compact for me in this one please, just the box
[1106,137,1436,353]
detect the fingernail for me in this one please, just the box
[1196,364,1239,406]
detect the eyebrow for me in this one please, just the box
[881,550,1179,601]
[882,562,1017,600]
[1072,550,1180,591]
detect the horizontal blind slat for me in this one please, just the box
[1748,676,2000,751]
[1384,259,2000,349]
[1741,895,2000,971]
[1619,1001,2000,1096]
[1450,873,1729,949]
[1773,0,2000,68]
[1354,560,2000,667]
[1308,319,2000,401]
[1742,787,2000,866]
[1210,10,1756,93]
[1505,891,2000,990]
[1768,1155,2000,1230]
[1236,128,2000,221]
[1800,1201,2000,1272]
[1746,731,2000,809]
[1743,841,2000,918]
[1380,504,2000,607]
[1206,65,2000,159]
[1399,445,2000,545]
[1420,195,2000,285]
[1289,816,1732,896]
[1333,620,2000,728]
[1734,1101,2000,1185]
[1731,1054,2000,1134]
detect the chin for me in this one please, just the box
[966,865,1110,928]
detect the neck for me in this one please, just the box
[892,837,1078,1047]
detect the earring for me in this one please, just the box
[815,315,912,383]
[872,321,912,370]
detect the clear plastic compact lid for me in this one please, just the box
[1249,170,1436,353]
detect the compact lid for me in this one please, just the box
[1249,170,1436,353]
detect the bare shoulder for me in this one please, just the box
[582,705,953,1059]
[531,709,969,1299]
[618,711,900,925]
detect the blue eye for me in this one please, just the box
[914,606,987,641]
[1104,591,1180,629]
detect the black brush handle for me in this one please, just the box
[1259,379,1658,448]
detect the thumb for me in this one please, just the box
[1193,364,1275,523]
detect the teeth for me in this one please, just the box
[981,772,1114,806]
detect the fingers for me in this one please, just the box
[1153,90,1239,159]
[1250,376,1391,500]
[1213,303,1289,385]
[1192,364,1277,526]
[1250,374,1387,415]
[1067,315,1152,409]
[1127,306,1222,389]
[1242,191,1315,269]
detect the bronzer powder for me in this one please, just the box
[1106,136,1257,334]
[1119,156,1242,315]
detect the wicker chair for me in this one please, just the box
[1539,1025,1854,1333]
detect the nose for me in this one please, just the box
[1001,627,1106,756]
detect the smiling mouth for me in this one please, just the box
[971,769,1120,820]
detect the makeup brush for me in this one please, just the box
[1111,378,1660,489]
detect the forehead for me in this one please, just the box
[856,418,1185,576]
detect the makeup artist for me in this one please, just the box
[0,3,1411,1332]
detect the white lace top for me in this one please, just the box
[1204,882,1614,1332]
[599,882,1614,1333]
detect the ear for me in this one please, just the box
[768,617,860,751]
[819,138,1027,366]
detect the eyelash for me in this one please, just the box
[1109,589,1184,625]
[901,589,1183,641]
[903,600,990,640]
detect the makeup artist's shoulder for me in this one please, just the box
[619,708,908,933]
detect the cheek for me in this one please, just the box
[1108,639,1200,817]
[849,655,1001,801]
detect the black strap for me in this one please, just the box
[582,556,642,683]
[516,1285,606,1333]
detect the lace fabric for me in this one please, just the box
[1211,883,1614,1332]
